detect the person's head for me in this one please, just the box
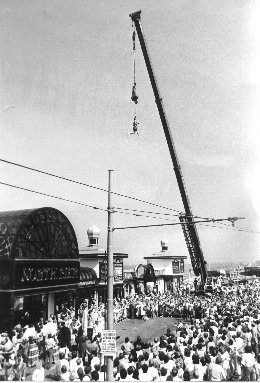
[138,354,144,363]
[94,364,100,372]
[245,345,252,353]
[159,351,165,361]
[132,369,139,380]
[120,368,127,379]
[216,356,222,365]
[84,365,92,375]
[125,337,129,343]
[171,368,178,378]
[59,352,65,360]
[61,365,67,373]
[91,370,99,381]
[183,370,191,381]
[192,354,200,365]
[160,367,167,377]
[142,364,148,373]
[70,372,77,381]
[184,348,191,357]
[164,355,169,364]
[193,367,200,380]
[205,355,211,364]
[77,368,84,381]
[70,350,76,359]
[143,351,149,361]
[127,366,134,376]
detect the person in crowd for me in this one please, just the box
[27,336,39,368]
[31,358,45,381]
[57,322,71,349]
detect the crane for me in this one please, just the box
[129,10,207,288]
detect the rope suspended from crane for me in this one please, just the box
[131,25,138,104]
[129,22,141,137]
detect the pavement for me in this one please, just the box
[114,316,182,347]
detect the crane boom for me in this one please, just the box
[129,10,207,287]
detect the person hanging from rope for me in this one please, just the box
[131,27,138,104]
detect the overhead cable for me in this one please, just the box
[0,158,183,214]
[0,181,107,212]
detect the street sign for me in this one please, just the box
[101,330,117,356]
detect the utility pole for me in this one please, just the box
[106,169,114,381]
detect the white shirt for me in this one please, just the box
[32,367,45,381]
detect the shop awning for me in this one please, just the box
[79,267,97,286]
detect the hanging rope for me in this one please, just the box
[131,25,138,104]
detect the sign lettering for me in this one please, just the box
[20,266,79,283]
[101,330,117,356]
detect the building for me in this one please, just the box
[244,261,260,277]
[78,225,128,306]
[144,239,187,293]
[0,207,80,332]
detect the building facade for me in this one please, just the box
[144,239,187,294]
[0,207,80,332]
[78,225,128,306]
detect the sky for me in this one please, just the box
[0,0,260,269]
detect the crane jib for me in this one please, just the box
[129,10,207,288]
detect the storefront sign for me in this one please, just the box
[172,261,179,274]
[114,262,123,282]
[101,330,117,356]
[79,280,95,286]
[99,261,123,282]
[14,261,80,289]
[155,269,165,276]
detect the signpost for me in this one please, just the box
[101,330,117,356]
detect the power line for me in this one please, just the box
[113,217,241,231]
[0,181,107,212]
[0,181,258,234]
[1,158,237,223]
[0,158,184,214]
[114,206,181,217]
[0,159,257,234]
[197,221,260,235]
[0,181,180,222]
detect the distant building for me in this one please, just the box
[244,261,260,277]
[143,239,187,293]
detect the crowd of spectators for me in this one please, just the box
[0,280,260,381]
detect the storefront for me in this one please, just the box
[0,207,80,332]
[79,224,128,304]
[78,267,98,306]
[144,239,187,293]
